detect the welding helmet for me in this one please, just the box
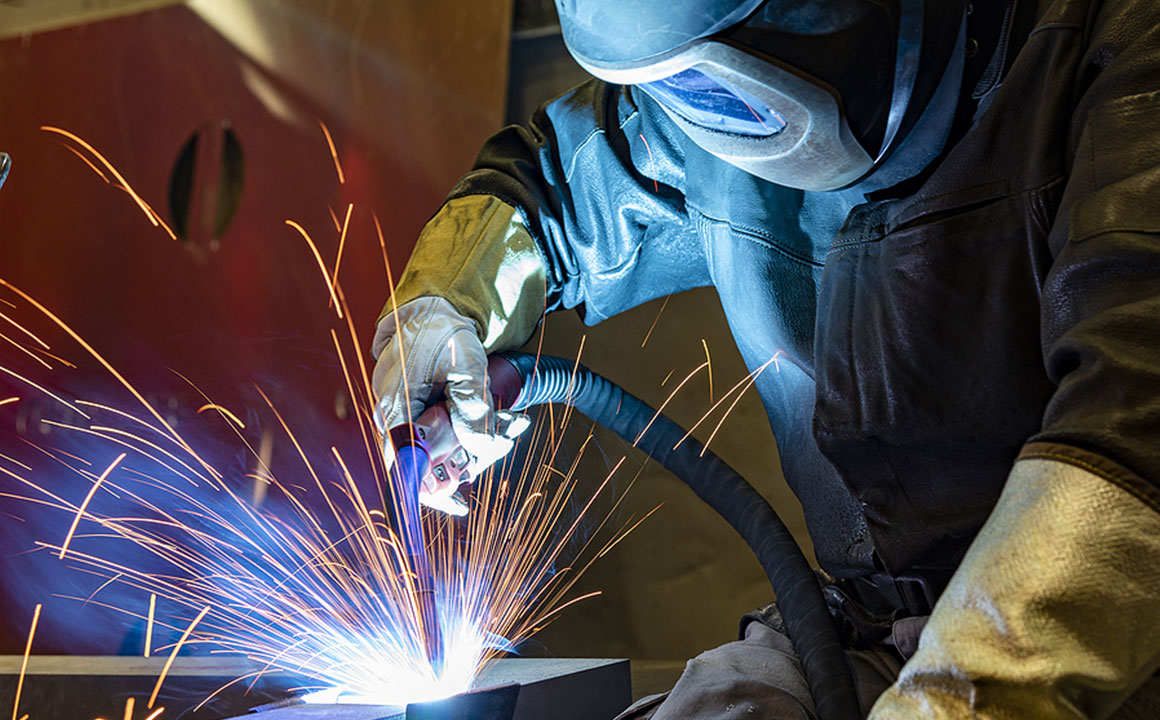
[556,0,966,191]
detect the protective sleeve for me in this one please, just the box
[445,80,711,325]
[869,459,1160,719]
[381,196,547,353]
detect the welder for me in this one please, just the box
[372,0,1160,717]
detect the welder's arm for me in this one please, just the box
[373,80,704,507]
[444,79,706,323]
[872,6,1160,716]
[372,196,546,502]
[869,459,1160,719]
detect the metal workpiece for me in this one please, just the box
[0,655,296,718]
[243,683,519,720]
[233,658,631,720]
[407,684,519,720]
[480,658,631,718]
[1,656,629,719]
[476,658,631,720]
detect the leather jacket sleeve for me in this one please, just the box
[875,1,1160,715]
[1025,0,1160,509]
[445,80,711,325]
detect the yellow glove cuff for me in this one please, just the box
[870,457,1160,719]
[383,195,546,353]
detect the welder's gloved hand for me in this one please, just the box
[869,456,1160,719]
[372,196,547,515]
[372,296,526,503]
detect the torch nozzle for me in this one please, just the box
[391,445,445,676]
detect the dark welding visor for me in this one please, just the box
[558,0,957,191]
[640,67,788,137]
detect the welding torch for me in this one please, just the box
[385,357,524,677]
[385,440,445,677]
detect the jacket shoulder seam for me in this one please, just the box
[690,207,825,268]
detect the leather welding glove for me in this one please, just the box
[372,196,546,513]
[868,455,1160,719]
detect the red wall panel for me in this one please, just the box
[0,4,509,653]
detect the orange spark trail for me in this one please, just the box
[700,360,774,457]
[631,361,708,445]
[29,345,76,368]
[0,451,30,471]
[0,363,88,419]
[701,338,713,403]
[0,330,52,369]
[41,126,176,240]
[41,445,91,467]
[372,211,393,284]
[0,278,218,480]
[0,310,51,350]
[638,133,660,193]
[82,573,124,607]
[145,594,157,657]
[0,397,19,407]
[331,202,354,288]
[12,604,40,720]
[60,452,126,560]
[598,503,664,558]
[284,220,343,319]
[318,119,346,184]
[530,590,603,625]
[195,404,246,430]
[60,142,111,183]
[641,293,672,348]
[143,707,165,720]
[673,355,777,451]
[149,606,210,709]
[123,696,135,720]
[123,194,173,239]
[738,95,773,134]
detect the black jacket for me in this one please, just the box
[447,0,1160,591]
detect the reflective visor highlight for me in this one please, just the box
[641,68,787,137]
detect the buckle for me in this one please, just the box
[892,575,937,616]
[848,569,952,617]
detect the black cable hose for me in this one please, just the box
[501,352,861,720]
